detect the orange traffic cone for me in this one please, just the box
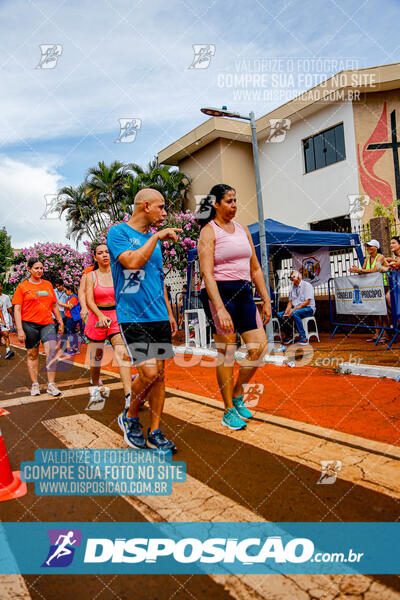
[0,430,27,502]
[0,408,10,417]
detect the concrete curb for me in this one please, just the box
[339,362,400,380]
[173,345,286,365]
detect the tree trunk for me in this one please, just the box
[369,216,390,257]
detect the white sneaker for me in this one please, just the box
[46,382,62,396]
[86,386,105,411]
[30,383,40,396]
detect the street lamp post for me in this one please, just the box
[200,106,274,349]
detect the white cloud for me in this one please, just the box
[0,0,396,152]
[0,155,69,248]
[0,0,224,146]
[0,0,397,253]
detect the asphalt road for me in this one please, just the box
[1,347,399,600]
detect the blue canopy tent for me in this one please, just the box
[248,218,363,260]
[185,218,363,309]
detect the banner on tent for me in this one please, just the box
[291,248,330,287]
[334,273,387,316]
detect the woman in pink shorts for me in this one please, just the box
[85,243,132,409]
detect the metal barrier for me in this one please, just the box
[328,274,400,350]
[387,271,400,349]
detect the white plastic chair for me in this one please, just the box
[184,308,208,348]
[293,315,320,342]
[271,317,282,340]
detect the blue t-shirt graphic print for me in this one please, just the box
[107,222,169,323]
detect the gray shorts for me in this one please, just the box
[22,321,57,349]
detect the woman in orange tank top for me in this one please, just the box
[84,244,132,410]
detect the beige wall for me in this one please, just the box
[179,138,223,211]
[353,89,400,224]
[220,139,258,225]
[178,139,257,226]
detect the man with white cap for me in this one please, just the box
[350,239,388,342]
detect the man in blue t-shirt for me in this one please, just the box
[107,188,180,452]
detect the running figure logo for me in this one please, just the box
[41,194,61,220]
[266,119,291,143]
[317,460,342,485]
[42,529,81,567]
[36,44,63,69]
[121,269,145,294]
[347,194,370,221]
[115,118,142,143]
[194,194,215,221]
[242,383,264,407]
[188,44,216,69]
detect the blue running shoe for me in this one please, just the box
[233,395,253,420]
[146,428,176,453]
[221,407,246,430]
[118,410,146,449]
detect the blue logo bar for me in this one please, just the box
[0,522,399,575]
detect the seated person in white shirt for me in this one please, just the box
[277,270,316,345]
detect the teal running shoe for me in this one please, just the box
[221,407,246,430]
[233,395,253,420]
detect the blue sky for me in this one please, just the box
[0,0,399,247]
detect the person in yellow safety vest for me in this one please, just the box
[350,239,389,342]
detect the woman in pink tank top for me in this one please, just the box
[198,184,271,431]
[84,244,132,409]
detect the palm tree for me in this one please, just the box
[124,175,142,215]
[86,161,129,222]
[159,167,191,213]
[57,159,192,243]
[129,158,190,212]
[56,184,97,244]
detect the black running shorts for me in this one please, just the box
[22,321,57,349]
[200,280,263,335]
[120,321,174,365]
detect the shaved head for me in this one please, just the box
[129,187,167,229]
[134,188,164,210]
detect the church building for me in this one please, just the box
[158,62,400,233]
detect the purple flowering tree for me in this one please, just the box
[150,210,200,277]
[82,211,200,278]
[10,242,86,288]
